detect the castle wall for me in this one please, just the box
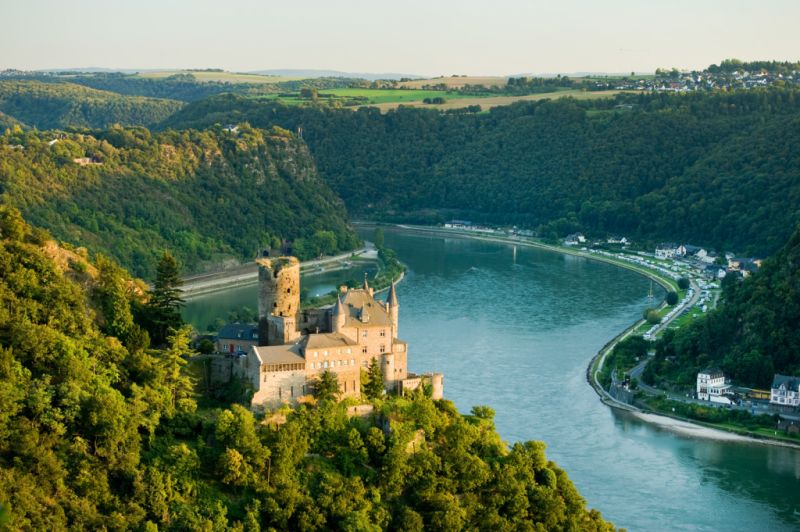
[298,308,331,335]
[252,368,308,408]
[266,315,301,346]
[384,344,408,390]
[400,372,444,399]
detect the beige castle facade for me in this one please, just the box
[247,257,442,408]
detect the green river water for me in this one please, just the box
[183,227,800,531]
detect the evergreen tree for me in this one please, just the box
[313,370,340,402]
[362,357,385,399]
[95,254,135,343]
[145,251,185,346]
[160,326,197,417]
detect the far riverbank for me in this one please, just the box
[181,246,376,298]
[365,223,800,448]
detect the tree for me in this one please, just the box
[313,370,339,402]
[160,326,197,416]
[145,251,185,345]
[373,227,385,249]
[644,308,660,324]
[665,291,679,305]
[95,254,135,343]
[0,206,25,241]
[362,357,384,399]
[311,230,337,257]
[677,277,690,290]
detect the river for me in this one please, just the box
[183,227,800,531]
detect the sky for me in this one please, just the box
[3,0,800,76]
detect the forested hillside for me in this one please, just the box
[645,224,800,389]
[0,80,183,129]
[0,125,358,278]
[0,209,614,530]
[163,89,800,256]
[1,73,363,103]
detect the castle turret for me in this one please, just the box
[333,295,346,332]
[363,272,373,297]
[257,256,300,345]
[387,281,399,337]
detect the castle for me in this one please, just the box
[245,256,442,408]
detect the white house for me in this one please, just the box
[607,236,629,245]
[770,374,800,407]
[655,243,679,260]
[564,233,586,246]
[697,368,732,403]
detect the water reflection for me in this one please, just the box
[182,263,377,331]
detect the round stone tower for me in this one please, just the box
[257,256,300,345]
[430,373,444,400]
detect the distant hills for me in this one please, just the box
[0,80,182,129]
[248,68,424,81]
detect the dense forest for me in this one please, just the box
[163,88,800,256]
[644,224,800,389]
[0,125,359,278]
[0,209,613,530]
[0,73,362,103]
[0,80,183,129]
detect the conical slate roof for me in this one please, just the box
[334,295,345,316]
[386,282,399,307]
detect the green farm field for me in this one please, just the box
[368,88,632,112]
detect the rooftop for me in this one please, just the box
[252,344,305,366]
[342,289,393,328]
[217,323,258,341]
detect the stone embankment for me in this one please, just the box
[181,247,374,297]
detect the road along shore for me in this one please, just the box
[181,247,376,298]
[369,223,800,449]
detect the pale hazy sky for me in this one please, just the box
[4,0,799,75]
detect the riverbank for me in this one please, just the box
[181,247,376,298]
[370,223,800,449]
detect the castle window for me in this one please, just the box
[290,386,294,397]
[362,347,368,354]
[362,330,368,338]
[380,329,386,337]
[323,350,328,356]
[324,361,329,368]
[346,348,351,354]
[380,344,386,353]
[314,351,318,357]
[351,358,355,365]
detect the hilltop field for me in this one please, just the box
[251,87,631,111]
[134,69,303,83]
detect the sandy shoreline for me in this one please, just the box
[630,411,800,448]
